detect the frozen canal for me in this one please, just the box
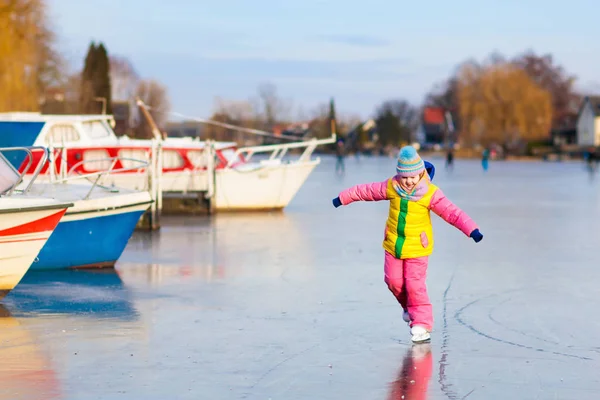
[2,155,600,399]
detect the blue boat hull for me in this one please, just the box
[31,210,145,270]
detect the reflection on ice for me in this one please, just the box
[387,344,433,400]
[0,306,61,400]
[118,212,317,286]
[6,269,138,321]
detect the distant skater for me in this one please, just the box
[481,148,490,171]
[585,148,598,178]
[332,146,483,343]
[335,139,345,174]
[445,149,454,171]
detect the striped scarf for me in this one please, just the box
[392,174,430,201]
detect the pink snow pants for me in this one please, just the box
[384,251,433,331]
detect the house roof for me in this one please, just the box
[582,96,600,117]
[423,107,445,125]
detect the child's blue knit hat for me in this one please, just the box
[396,146,425,177]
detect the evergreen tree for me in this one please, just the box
[373,100,418,146]
[94,43,112,115]
[329,98,337,136]
[80,41,112,114]
[80,42,97,113]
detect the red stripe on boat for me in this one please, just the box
[0,237,49,244]
[0,209,67,237]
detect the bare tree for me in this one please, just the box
[135,79,170,138]
[512,51,580,129]
[255,83,292,128]
[373,100,420,145]
[213,97,258,124]
[110,55,139,101]
[307,103,330,139]
[207,86,294,143]
[208,97,261,143]
[59,72,81,113]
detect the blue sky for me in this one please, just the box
[50,0,599,120]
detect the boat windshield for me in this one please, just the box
[0,152,19,194]
[82,120,113,139]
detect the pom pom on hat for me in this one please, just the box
[396,146,425,177]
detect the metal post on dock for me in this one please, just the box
[156,138,163,224]
[147,138,162,230]
[60,143,68,181]
[205,140,216,214]
[137,97,164,230]
[48,144,56,182]
[147,140,156,229]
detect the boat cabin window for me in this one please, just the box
[45,124,80,145]
[82,120,112,139]
[220,148,242,166]
[119,149,149,169]
[187,150,207,168]
[162,150,184,169]
[83,149,112,171]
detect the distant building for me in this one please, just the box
[551,114,578,146]
[415,107,456,146]
[39,89,132,138]
[39,87,78,114]
[165,121,204,138]
[112,101,131,136]
[552,127,577,146]
[576,96,600,146]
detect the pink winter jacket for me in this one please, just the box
[338,178,478,257]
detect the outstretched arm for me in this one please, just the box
[334,179,389,207]
[429,189,479,237]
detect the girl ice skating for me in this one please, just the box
[332,146,483,343]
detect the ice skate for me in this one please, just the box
[410,325,431,344]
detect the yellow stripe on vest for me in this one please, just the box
[383,180,438,259]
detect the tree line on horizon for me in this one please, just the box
[0,0,586,147]
[423,51,580,149]
[204,51,582,151]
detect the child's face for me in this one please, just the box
[399,173,423,191]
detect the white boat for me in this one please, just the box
[0,112,335,211]
[0,147,72,297]
[11,150,153,270]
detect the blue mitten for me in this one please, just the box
[332,197,342,208]
[470,229,483,243]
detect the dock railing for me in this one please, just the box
[0,146,50,195]
[224,134,337,169]
[46,143,163,229]
[52,156,150,200]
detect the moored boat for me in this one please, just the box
[0,147,72,297]
[0,112,335,210]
